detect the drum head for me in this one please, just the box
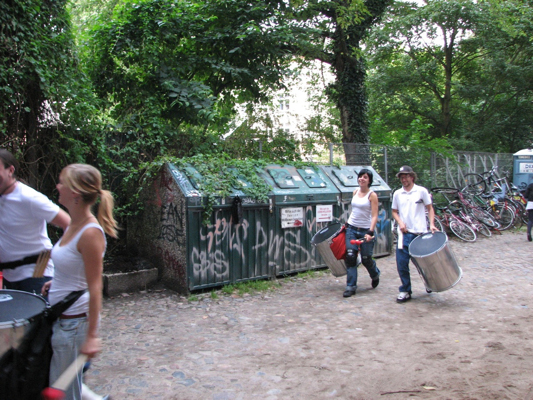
[409,232,447,257]
[0,289,47,322]
[311,223,342,245]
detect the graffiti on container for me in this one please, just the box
[230,220,251,255]
[278,228,313,268]
[170,169,201,197]
[153,200,390,287]
[376,206,391,248]
[158,225,184,244]
[241,197,259,204]
[185,209,317,281]
[191,248,229,280]
[156,246,186,282]
[250,220,268,255]
[148,171,175,207]
[203,217,230,251]
[157,201,185,244]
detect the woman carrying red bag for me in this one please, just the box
[343,168,380,298]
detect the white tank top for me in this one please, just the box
[48,223,105,315]
[347,190,372,229]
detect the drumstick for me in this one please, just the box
[350,239,365,245]
[41,353,88,400]
[33,250,51,277]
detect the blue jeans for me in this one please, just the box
[50,317,88,400]
[396,232,419,293]
[345,226,380,290]
[3,276,52,300]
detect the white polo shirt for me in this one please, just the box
[392,183,432,234]
[0,182,59,281]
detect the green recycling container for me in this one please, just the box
[127,163,271,293]
[256,164,342,275]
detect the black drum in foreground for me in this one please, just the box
[0,289,48,357]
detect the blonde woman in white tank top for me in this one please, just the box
[343,168,380,298]
[42,164,117,400]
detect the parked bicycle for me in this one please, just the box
[461,167,522,230]
[448,200,491,238]
[431,187,499,232]
[434,204,477,242]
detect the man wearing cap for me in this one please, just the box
[392,165,437,303]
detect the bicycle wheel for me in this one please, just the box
[463,173,487,195]
[492,203,515,231]
[426,215,443,232]
[435,215,445,232]
[520,203,529,224]
[509,198,527,226]
[449,219,477,242]
[475,221,492,237]
[469,208,498,228]
[518,202,528,224]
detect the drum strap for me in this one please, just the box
[0,254,40,270]
[46,290,87,321]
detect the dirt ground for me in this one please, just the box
[86,230,533,400]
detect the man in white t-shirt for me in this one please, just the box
[391,165,437,303]
[0,149,70,294]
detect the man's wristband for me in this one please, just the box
[366,230,374,236]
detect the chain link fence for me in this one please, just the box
[304,143,513,192]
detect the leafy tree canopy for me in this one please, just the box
[1,0,102,194]
[365,0,533,152]
[82,0,297,133]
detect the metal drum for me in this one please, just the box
[409,232,462,292]
[0,289,48,357]
[311,223,361,277]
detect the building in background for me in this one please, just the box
[228,61,339,161]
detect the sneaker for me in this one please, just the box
[371,276,380,289]
[396,292,411,303]
[343,289,356,298]
[528,234,532,242]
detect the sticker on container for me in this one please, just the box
[281,207,304,228]
[316,205,333,222]
[519,163,533,173]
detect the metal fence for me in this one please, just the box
[314,143,514,192]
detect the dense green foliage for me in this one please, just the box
[143,154,272,225]
[1,0,532,236]
[72,0,308,214]
[0,0,102,194]
[82,0,296,147]
[365,0,533,152]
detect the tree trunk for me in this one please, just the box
[441,44,453,137]
[331,0,391,165]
